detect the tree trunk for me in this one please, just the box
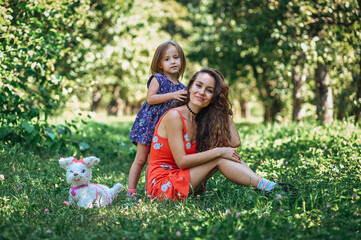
[315,62,333,125]
[292,62,307,122]
[252,64,280,122]
[252,65,268,122]
[338,109,345,120]
[352,1,361,123]
[240,99,249,118]
[263,98,280,123]
[124,99,132,115]
[355,48,361,123]
[262,69,281,122]
[90,85,102,112]
[107,83,123,116]
[271,99,281,122]
[264,105,272,122]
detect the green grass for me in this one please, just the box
[1,119,361,239]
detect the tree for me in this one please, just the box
[293,0,360,124]
[354,0,361,123]
[68,0,192,115]
[186,0,293,122]
[184,0,360,124]
[0,0,93,146]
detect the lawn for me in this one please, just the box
[1,118,361,239]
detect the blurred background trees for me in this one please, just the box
[1,0,360,147]
[185,0,360,124]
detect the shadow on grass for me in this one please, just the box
[72,120,136,172]
[1,120,361,239]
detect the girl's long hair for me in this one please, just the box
[173,68,232,152]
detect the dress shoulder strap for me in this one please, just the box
[154,109,187,136]
[174,109,187,133]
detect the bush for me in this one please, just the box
[0,0,91,148]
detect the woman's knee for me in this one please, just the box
[215,158,228,166]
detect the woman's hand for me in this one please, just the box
[172,89,188,101]
[218,147,241,163]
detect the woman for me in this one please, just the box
[146,68,285,201]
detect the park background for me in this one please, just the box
[1,0,361,239]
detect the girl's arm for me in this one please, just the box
[228,115,241,148]
[163,110,240,169]
[146,77,186,105]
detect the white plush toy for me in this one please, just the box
[59,156,123,208]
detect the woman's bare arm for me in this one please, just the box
[161,110,240,169]
[228,115,241,148]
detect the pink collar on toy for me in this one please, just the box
[71,184,88,196]
[72,158,84,164]
[70,183,111,205]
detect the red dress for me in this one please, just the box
[147,109,197,201]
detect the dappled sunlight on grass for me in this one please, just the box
[1,119,361,239]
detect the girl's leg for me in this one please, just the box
[189,159,262,191]
[127,144,151,191]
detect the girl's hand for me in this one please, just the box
[219,147,241,163]
[172,89,188,101]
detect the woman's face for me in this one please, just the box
[189,73,215,108]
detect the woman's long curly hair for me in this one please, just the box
[173,68,232,152]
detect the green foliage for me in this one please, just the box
[185,0,361,122]
[67,0,192,113]
[1,119,361,239]
[0,0,91,118]
[0,0,95,148]
[1,0,361,130]
[0,0,194,154]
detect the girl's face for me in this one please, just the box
[160,45,181,77]
[189,73,215,108]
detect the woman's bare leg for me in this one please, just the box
[127,144,151,190]
[189,158,262,191]
[191,167,218,194]
[240,160,253,172]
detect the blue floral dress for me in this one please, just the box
[129,73,186,145]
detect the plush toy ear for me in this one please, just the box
[83,156,100,168]
[59,157,75,169]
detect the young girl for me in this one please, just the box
[127,41,188,196]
